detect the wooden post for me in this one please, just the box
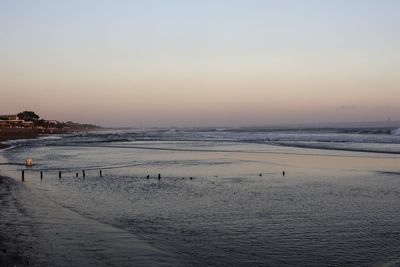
[146,175,150,179]
[21,170,25,182]
[82,170,85,178]
[76,172,79,177]
[100,170,102,177]
[59,171,62,178]
[158,173,161,180]
[40,171,43,180]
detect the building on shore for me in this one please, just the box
[0,114,20,121]
[46,120,59,126]
[0,114,33,128]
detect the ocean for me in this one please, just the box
[1,127,400,266]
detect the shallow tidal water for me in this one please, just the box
[1,136,400,266]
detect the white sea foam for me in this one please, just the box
[10,127,400,154]
[391,128,400,136]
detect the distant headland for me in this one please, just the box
[0,111,100,149]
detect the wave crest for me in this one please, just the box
[391,128,400,136]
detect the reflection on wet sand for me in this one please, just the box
[1,141,400,266]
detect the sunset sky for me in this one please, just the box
[1,0,399,127]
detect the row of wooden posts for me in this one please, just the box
[20,170,168,182]
[21,169,103,182]
[21,169,285,182]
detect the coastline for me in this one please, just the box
[2,130,400,266]
[0,128,55,149]
[0,127,100,149]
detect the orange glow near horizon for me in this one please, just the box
[1,1,399,127]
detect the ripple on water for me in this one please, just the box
[2,139,400,266]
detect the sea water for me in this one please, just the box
[1,127,400,266]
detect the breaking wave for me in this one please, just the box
[6,126,400,155]
[391,128,400,136]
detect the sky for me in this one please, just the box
[0,0,399,127]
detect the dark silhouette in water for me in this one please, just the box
[158,174,161,180]
[76,173,79,177]
[282,171,285,176]
[147,175,150,179]
[259,173,262,177]
[21,170,24,182]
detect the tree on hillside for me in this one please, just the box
[18,111,40,121]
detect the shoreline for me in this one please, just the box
[2,136,400,266]
[0,127,100,149]
[0,128,59,149]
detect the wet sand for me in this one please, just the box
[0,175,37,266]
[0,175,187,267]
[2,138,400,266]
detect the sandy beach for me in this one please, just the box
[0,173,187,267]
[0,175,36,266]
[2,0,400,265]
[0,130,187,266]
[1,129,400,266]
